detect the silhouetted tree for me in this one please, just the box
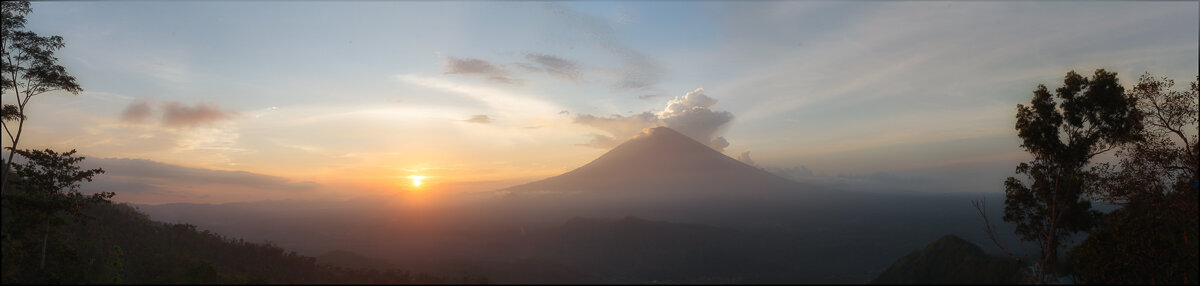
[1004,69,1142,282]
[1068,74,1199,283]
[1088,73,1199,205]
[5,148,111,271]
[1,0,84,192]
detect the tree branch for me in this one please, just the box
[973,198,1022,263]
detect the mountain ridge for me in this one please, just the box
[502,127,803,196]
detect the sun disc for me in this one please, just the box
[409,175,425,187]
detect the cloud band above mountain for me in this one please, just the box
[574,88,735,151]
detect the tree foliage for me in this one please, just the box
[1068,74,1199,284]
[6,149,111,220]
[1089,73,1199,205]
[2,148,111,274]
[1004,69,1142,281]
[1,0,83,192]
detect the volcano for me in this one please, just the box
[502,127,805,196]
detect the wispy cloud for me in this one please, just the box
[737,151,756,166]
[465,114,493,124]
[541,4,664,92]
[524,53,581,81]
[724,2,1198,125]
[86,157,319,191]
[442,57,522,85]
[161,101,238,128]
[394,73,562,119]
[119,98,154,124]
[78,157,321,204]
[119,99,239,128]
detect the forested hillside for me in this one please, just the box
[1,199,487,284]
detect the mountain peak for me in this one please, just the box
[634,126,687,139]
[502,126,799,195]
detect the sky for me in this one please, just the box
[5,1,1197,204]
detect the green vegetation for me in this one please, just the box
[1003,69,1140,280]
[998,70,1199,283]
[2,195,487,284]
[2,0,86,192]
[872,235,1026,284]
[1067,74,1199,284]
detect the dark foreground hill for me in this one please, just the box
[872,234,1026,284]
[0,201,486,284]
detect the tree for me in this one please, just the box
[1,0,84,192]
[1068,74,1198,283]
[1089,73,1198,205]
[4,148,111,272]
[1003,69,1142,282]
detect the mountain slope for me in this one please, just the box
[503,127,802,195]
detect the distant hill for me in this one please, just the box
[871,234,1026,284]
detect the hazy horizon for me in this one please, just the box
[6,1,1197,205]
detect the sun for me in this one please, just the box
[409,175,425,187]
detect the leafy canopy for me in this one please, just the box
[1004,69,1142,279]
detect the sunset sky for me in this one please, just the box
[7,1,1198,204]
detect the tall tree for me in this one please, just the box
[1089,73,1199,205]
[1004,69,1142,282]
[1,0,83,191]
[1069,74,1199,283]
[5,148,111,271]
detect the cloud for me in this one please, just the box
[117,99,238,129]
[573,112,659,137]
[541,4,664,91]
[710,137,730,152]
[573,88,735,151]
[659,88,735,151]
[637,94,664,100]
[465,114,493,124]
[394,73,562,117]
[662,88,719,117]
[524,53,581,81]
[161,101,237,128]
[443,57,502,75]
[610,51,663,91]
[442,57,521,84]
[119,98,154,124]
[576,133,620,148]
[737,151,756,166]
[443,53,582,85]
[82,157,321,194]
